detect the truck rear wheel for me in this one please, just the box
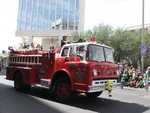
[14,74,31,92]
[14,75,23,91]
[54,79,71,101]
[86,91,103,98]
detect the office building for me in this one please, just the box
[16,0,85,49]
[128,23,150,33]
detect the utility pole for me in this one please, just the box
[141,0,145,73]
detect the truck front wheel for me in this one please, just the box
[54,79,71,101]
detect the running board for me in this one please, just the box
[34,84,49,89]
[40,79,51,88]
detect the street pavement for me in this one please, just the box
[0,75,150,113]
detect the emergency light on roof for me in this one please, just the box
[90,36,96,43]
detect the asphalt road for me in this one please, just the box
[0,76,150,113]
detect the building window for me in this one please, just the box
[17,0,82,32]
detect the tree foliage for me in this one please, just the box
[74,24,150,69]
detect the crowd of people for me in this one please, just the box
[118,64,150,89]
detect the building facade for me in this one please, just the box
[127,24,150,33]
[16,0,85,49]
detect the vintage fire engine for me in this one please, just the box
[6,42,119,100]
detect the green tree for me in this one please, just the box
[73,24,150,69]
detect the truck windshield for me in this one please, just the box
[104,47,114,63]
[87,45,114,63]
[87,45,105,62]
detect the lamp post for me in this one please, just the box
[141,0,145,73]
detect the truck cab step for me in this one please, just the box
[40,79,51,88]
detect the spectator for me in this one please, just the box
[121,70,129,87]
[61,36,68,47]
[117,62,124,82]
[31,42,35,49]
[144,67,150,90]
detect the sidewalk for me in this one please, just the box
[123,86,150,92]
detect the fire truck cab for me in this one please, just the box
[6,42,119,100]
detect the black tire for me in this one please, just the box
[86,91,103,98]
[54,79,72,101]
[23,84,31,92]
[14,75,23,91]
[14,74,31,92]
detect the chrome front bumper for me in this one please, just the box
[88,79,121,93]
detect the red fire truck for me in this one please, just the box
[6,42,119,100]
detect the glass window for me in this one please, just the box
[87,45,105,62]
[75,46,86,60]
[76,0,79,10]
[17,0,80,32]
[69,46,77,56]
[104,47,114,63]
[62,47,69,57]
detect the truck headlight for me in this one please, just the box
[93,69,98,76]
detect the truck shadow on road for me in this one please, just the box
[29,87,149,113]
[0,84,63,113]
[0,83,149,113]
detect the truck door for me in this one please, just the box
[56,46,70,69]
